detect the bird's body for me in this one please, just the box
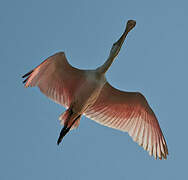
[72,70,106,114]
[23,20,168,159]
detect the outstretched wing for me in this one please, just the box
[22,52,84,108]
[84,82,168,159]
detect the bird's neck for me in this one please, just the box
[97,55,115,74]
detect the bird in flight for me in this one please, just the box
[22,20,168,160]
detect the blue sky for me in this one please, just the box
[1,0,188,179]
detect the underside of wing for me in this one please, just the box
[85,82,168,159]
[22,52,85,108]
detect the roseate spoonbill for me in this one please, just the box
[22,20,168,159]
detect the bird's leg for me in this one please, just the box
[57,110,81,145]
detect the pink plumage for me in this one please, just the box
[22,20,168,159]
[85,83,168,159]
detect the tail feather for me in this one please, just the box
[59,110,81,130]
[57,114,81,145]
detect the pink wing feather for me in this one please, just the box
[85,82,168,159]
[22,52,84,108]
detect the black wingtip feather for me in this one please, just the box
[22,70,33,78]
[22,77,29,84]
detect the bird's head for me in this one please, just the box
[109,20,136,59]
